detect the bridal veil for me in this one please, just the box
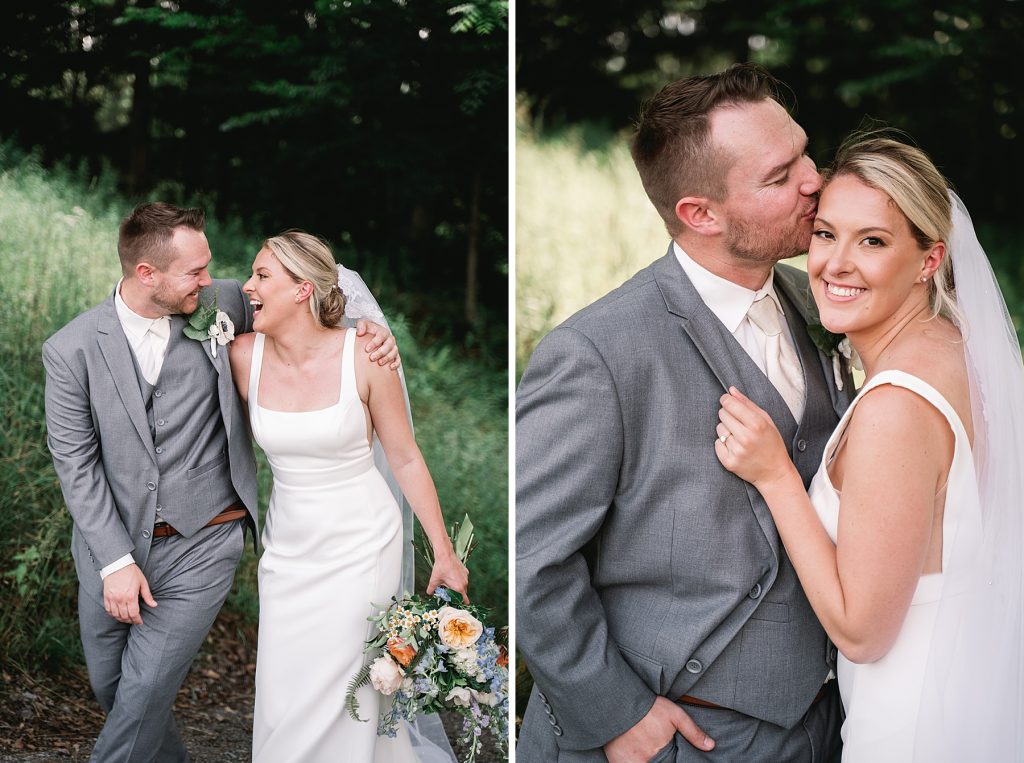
[914,192,1024,760]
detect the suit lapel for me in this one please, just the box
[96,300,158,465]
[653,251,795,430]
[171,314,236,441]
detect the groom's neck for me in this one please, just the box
[119,278,168,319]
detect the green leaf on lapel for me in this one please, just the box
[183,288,220,341]
[807,323,845,356]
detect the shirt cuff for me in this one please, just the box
[100,553,135,579]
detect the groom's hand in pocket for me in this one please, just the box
[103,564,158,625]
[603,696,714,763]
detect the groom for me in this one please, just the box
[43,202,397,762]
[516,65,853,761]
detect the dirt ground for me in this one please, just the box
[0,612,504,762]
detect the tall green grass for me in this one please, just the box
[0,143,507,672]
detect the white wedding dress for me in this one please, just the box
[250,328,418,763]
[807,369,983,762]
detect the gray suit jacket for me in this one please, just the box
[516,251,853,759]
[43,280,258,602]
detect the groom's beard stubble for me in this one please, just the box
[726,215,813,265]
[151,284,200,317]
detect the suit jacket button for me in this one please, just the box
[797,439,808,452]
[142,530,151,539]
[154,390,163,397]
[552,725,563,736]
[829,646,838,661]
[748,583,762,599]
[537,691,547,702]
[147,482,156,491]
[685,659,703,674]
[157,418,166,426]
[155,447,163,454]
[547,712,557,723]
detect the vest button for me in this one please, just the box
[147,482,156,491]
[685,659,703,674]
[142,530,151,539]
[748,583,762,599]
[797,439,807,452]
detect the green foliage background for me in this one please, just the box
[0,145,508,674]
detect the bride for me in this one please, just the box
[228,231,469,762]
[715,136,1024,761]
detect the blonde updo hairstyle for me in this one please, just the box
[823,134,962,325]
[261,230,346,329]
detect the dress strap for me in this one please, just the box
[857,369,970,444]
[340,328,356,404]
[248,333,266,405]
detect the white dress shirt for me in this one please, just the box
[101,282,172,579]
[672,242,797,376]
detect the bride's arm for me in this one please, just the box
[355,334,469,599]
[228,332,255,410]
[716,386,951,663]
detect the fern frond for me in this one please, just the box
[344,663,373,722]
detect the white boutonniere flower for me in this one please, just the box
[183,289,235,358]
[808,324,862,391]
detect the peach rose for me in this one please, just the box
[437,606,483,649]
[387,636,416,667]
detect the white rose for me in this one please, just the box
[471,689,499,707]
[445,686,473,707]
[437,606,483,649]
[369,655,405,696]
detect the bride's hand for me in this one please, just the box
[427,548,469,602]
[714,387,793,490]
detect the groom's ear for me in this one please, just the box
[675,196,723,236]
[135,262,159,286]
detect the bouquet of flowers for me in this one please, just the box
[344,516,508,762]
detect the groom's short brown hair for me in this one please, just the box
[631,64,786,236]
[118,202,206,275]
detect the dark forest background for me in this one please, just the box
[519,0,1022,224]
[2,0,508,352]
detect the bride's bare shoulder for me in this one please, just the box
[885,320,973,436]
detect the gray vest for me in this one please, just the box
[128,329,240,535]
[666,285,839,717]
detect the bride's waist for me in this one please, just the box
[266,452,375,487]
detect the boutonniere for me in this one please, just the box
[183,289,235,358]
[807,324,861,391]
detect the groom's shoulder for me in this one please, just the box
[44,299,111,354]
[558,258,665,336]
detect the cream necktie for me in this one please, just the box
[138,317,171,385]
[746,295,805,420]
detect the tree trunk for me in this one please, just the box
[128,56,152,194]
[464,171,481,326]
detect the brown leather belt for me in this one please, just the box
[679,681,832,712]
[152,505,248,538]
